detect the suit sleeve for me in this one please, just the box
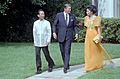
[52,13,59,33]
[84,16,88,27]
[73,15,79,34]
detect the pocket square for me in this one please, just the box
[71,19,73,21]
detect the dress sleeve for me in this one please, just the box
[94,16,101,27]
[84,16,88,27]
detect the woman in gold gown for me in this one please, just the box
[84,5,113,72]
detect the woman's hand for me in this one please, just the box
[98,26,102,42]
[98,35,103,42]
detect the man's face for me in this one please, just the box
[64,6,71,13]
[37,11,45,20]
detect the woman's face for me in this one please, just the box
[86,9,93,16]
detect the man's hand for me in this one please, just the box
[74,34,78,40]
[53,32,57,39]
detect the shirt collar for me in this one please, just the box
[64,11,69,15]
[39,19,45,21]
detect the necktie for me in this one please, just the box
[66,14,68,25]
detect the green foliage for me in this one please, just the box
[50,0,89,18]
[70,0,89,17]
[76,18,120,43]
[0,0,89,42]
[102,18,120,43]
[76,18,85,42]
[0,0,12,15]
[31,0,46,6]
[0,0,45,15]
[2,0,119,43]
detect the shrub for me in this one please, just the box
[76,18,120,43]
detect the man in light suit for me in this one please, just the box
[33,9,55,74]
[53,4,78,73]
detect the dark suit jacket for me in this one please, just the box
[53,12,78,42]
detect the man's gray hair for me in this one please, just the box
[64,4,71,8]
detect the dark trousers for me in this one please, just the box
[59,39,72,69]
[35,46,55,70]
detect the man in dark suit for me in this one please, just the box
[53,4,78,73]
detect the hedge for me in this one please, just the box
[76,18,120,43]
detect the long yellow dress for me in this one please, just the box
[84,16,113,72]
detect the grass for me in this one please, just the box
[0,42,120,79]
[77,67,120,79]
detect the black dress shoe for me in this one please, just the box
[48,67,53,72]
[36,69,42,74]
[63,69,67,73]
[67,67,70,70]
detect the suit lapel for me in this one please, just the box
[68,13,71,26]
[68,14,71,26]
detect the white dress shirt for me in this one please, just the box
[33,19,51,47]
[64,12,69,25]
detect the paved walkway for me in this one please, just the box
[26,58,120,79]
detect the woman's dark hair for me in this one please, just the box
[86,5,97,14]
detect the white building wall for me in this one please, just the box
[114,0,120,18]
[98,0,114,18]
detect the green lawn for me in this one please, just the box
[77,67,120,79]
[0,42,120,79]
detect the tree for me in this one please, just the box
[31,0,46,6]
[0,0,12,15]
[0,0,89,42]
